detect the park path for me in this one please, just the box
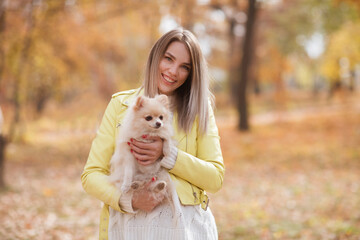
[216,95,360,128]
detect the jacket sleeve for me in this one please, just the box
[81,98,124,213]
[169,105,225,194]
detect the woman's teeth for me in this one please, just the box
[163,74,175,83]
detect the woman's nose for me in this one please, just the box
[168,64,177,76]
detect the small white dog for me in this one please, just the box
[110,94,181,218]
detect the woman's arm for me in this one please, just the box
[81,98,124,212]
[168,105,225,194]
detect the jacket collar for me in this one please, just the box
[121,87,144,107]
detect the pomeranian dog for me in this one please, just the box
[110,94,181,219]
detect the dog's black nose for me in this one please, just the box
[156,122,161,128]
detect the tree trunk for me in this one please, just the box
[228,16,240,105]
[0,106,4,189]
[237,0,258,131]
[0,135,6,189]
[0,0,5,84]
[0,0,6,189]
[9,0,36,141]
[211,0,240,105]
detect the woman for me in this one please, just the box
[81,28,224,240]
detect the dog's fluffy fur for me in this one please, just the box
[110,94,181,218]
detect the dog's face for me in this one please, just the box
[132,95,170,131]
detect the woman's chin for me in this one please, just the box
[158,84,175,96]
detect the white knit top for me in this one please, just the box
[108,144,218,239]
[108,202,218,240]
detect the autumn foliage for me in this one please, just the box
[0,0,360,239]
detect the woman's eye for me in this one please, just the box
[145,116,153,121]
[159,115,163,120]
[183,66,190,71]
[164,56,172,61]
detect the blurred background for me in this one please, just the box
[0,0,359,239]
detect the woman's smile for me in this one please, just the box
[161,73,176,84]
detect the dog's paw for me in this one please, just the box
[154,181,167,192]
[131,181,140,190]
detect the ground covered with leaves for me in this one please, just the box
[0,96,359,240]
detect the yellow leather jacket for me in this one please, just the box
[81,88,224,240]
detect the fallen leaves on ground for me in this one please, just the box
[212,101,360,240]
[0,98,359,240]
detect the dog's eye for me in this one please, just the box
[159,115,163,120]
[145,116,153,121]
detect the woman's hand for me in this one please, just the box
[128,136,163,165]
[131,182,165,212]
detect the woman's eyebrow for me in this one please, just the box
[165,52,191,66]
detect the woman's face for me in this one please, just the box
[158,41,191,96]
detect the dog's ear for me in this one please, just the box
[156,94,169,109]
[134,96,145,111]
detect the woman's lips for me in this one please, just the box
[162,73,176,84]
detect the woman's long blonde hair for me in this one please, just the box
[143,28,212,134]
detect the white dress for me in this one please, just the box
[108,201,218,240]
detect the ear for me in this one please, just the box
[134,96,144,111]
[156,94,169,109]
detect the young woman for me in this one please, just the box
[81,28,224,240]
